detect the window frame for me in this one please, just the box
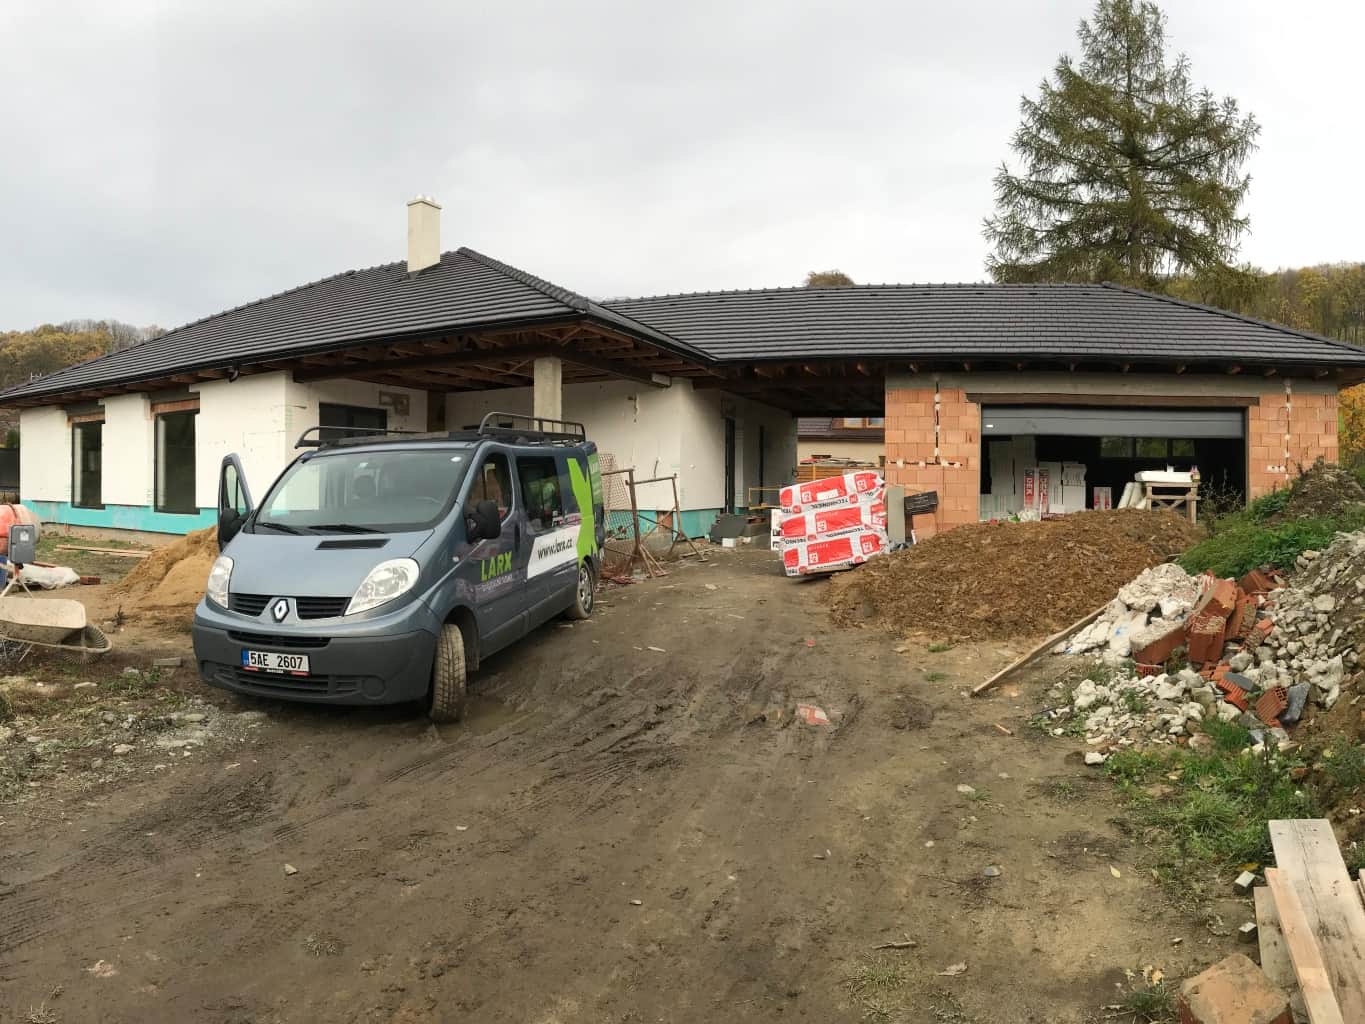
[515,455,568,534]
[71,419,104,510]
[154,408,199,515]
[468,451,515,524]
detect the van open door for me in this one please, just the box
[218,454,254,548]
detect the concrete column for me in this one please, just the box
[533,356,563,422]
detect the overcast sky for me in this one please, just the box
[2,0,1361,331]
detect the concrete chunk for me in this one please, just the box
[1178,953,1291,1024]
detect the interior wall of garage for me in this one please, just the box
[884,371,1342,536]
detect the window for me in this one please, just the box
[72,421,103,508]
[1099,436,1133,458]
[1135,438,1168,458]
[1171,439,1197,457]
[255,448,471,534]
[469,453,513,521]
[867,417,885,427]
[155,410,198,513]
[516,456,565,533]
[319,402,387,443]
[842,417,865,428]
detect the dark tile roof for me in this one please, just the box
[0,247,696,403]
[604,282,1365,368]
[797,417,885,441]
[8,261,1365,407]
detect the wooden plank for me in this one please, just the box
[54,545,150,559]
[1266,868,1346,1024]
[1269,820,1365,1022]
[970,603,1109,696]
[1259,885,1312,1023]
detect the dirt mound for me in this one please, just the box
[112,528,218,623]
[1268,459,1365,523]
[829,509,1202,642]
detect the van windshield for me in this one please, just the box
[254,448,471,534]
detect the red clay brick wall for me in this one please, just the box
[884,384,980,538]
[1247,385,1339,498]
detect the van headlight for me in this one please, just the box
[206,555,233,609]
[348,558,420,615]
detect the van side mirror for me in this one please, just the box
[471,500,502,541]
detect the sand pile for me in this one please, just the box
[113,527,218,622]
[829,509,1203,641]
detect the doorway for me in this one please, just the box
[724,417,736,513]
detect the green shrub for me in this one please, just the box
[1178,508,1365,578]
[1201,717,1251,753]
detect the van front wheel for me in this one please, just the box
[430,623,468,723]
[568,560,595,620]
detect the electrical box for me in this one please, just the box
[8,524,36,565]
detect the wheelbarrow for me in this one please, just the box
[0,595,111,660]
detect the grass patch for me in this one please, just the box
[1106,742,1315,896]
[1118,982,1174,1022]
[923,670,948,683]
[1120,689,1149,715]
[0,688,13,723]
[1322,741,1365,791]
[1179,490,1365,578]
[927,642,954,653]
[1201,717,1252,753]
[303,933,343,957]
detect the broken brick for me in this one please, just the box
[1216,678,1250,711]
[1226,594,1253,640]
[1255,686,1288,728]
[1187,614,1228,664]
[1177,953,1291,1024]
[1132,621,1187,666]
[1247,618,1274,646]
[1238,568,1276,595]
[1195,577,1240,619]
[1134,662,1164,678]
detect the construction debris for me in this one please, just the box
[830,509,1201,641]
[1177,953,1293,1024]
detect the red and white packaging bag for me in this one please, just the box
[780,471,883,513]
[781,528,886,576]
[776,501,887,544]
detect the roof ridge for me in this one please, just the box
[457,247,590,312]
[605,281,1098,304]
[1100,282,1365,356]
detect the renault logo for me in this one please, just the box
[271,599,289,623]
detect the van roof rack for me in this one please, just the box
[474,412,587,444]
[294,413,587,450]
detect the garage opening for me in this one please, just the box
[978,405,1245,519]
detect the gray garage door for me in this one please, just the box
[980,406,1244,439]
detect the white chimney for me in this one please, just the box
[406,195,441,273]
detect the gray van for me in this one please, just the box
[191,413,605,722]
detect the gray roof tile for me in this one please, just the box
[604,282,1365,368]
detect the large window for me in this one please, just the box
[72,420,103,508]
[319,402,387,443]
[155,410,198,513]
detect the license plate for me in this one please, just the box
[241,649,310,675]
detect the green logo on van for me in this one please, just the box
[567,458,597,561]
[480,551,513,582]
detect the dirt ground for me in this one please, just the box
[0,547,1243,1023]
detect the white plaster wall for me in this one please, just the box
[448,381,685,510]
[99,393,154,506]
[190,374,429,510]
[19,406,71,502]
[193,373,294,509]
[282,377,427,444]
[446,380,796,512]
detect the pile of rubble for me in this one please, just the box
[1049,530,1365,758]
